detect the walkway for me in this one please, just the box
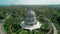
[0,14,11,34]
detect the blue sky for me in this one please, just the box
[0,0,60,5]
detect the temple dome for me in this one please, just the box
[20,10,41,31]
[26,10,35,17]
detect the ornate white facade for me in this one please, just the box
[20,10,42,31]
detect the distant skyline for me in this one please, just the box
[0,0,60,6]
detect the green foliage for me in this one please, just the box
[0,6,60,34]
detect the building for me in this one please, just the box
[20,10,42,31]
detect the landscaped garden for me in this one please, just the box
[0,5,60,34]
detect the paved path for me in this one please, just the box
[0,23,6,34]
[43,16,58,34]
[0,14,11,34]
[52,23,57,34]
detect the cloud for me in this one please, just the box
[0,0,60,5]
[18,0,60,5]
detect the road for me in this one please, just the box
[0,14,11,34]
[52,23,57,34]
[43,16,58,34]
[0,23,6,34]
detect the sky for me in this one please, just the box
[0,0,60,5]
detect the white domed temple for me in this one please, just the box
[20,10,42,31]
